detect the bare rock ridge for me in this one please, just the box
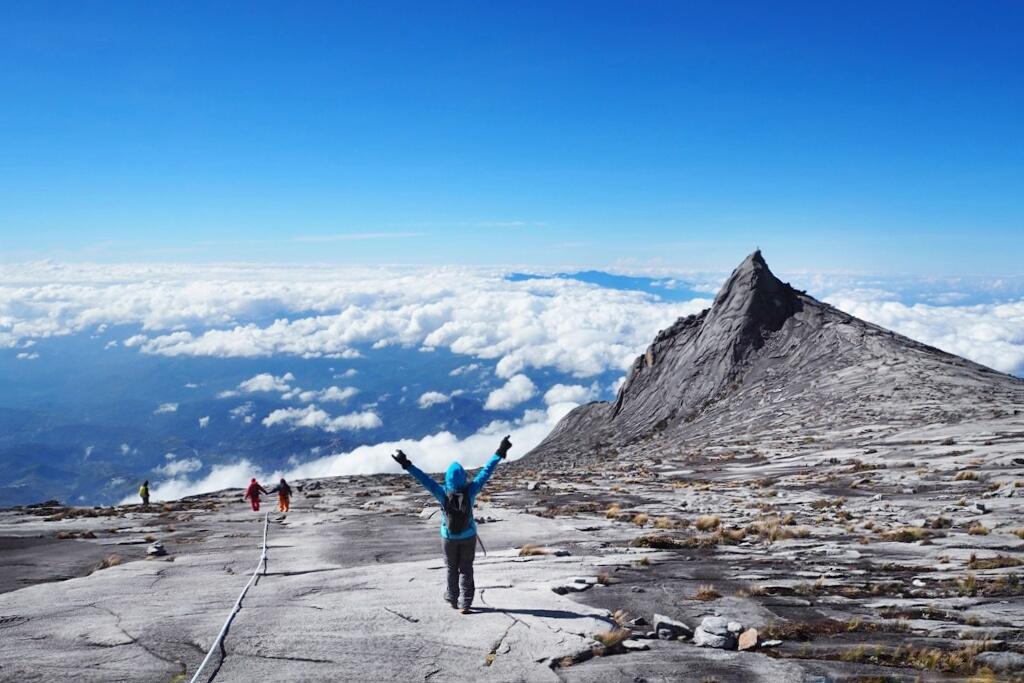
[526,250,1024,464]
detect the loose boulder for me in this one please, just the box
[693,616,737,649]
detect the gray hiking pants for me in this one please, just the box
[443,536,476,608]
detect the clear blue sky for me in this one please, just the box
[1,2,1021,273]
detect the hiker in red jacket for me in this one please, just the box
[244,478,268,512]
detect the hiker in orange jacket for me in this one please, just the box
[244,478,268,512]
[270,478,292,512]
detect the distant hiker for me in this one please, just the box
[139,480,150,508]
[392,435,512,614]
[273,478,292,513]
[244,478,268,512]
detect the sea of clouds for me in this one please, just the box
[3,261,1023,502]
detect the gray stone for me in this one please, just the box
[976,651,1024,674]
[551,582,591,595]
[653,613,692,640]
[693,616,737,649]
[621,639,650,651]
[698,616,730,635]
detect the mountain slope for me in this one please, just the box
[526,250,1024,465]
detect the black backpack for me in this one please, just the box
[443,487,473,534]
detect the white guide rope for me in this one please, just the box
[189,511,270,683]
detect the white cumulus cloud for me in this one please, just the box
[238,372,294,393]
[417,391,451,409]
[484,374,537,411]
[543,383,599,406]
[262,405,382,432]
[154,403,178,414]
[155,457,203,476]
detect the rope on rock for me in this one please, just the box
[189,511,269,683]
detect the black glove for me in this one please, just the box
[496,435,512,459]
[392,449,411,470]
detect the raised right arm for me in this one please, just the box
[405,463,446,504]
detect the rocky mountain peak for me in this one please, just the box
[703,249,803,359]
[524,251,1024,465]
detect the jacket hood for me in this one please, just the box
[445,462,467,492]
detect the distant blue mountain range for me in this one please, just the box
[507,271,702,302]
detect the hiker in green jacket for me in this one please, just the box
[392,436,512,614]
[139,480,150,508]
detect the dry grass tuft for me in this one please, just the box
[653,516,676,529]
[955,470,980,481]
[96,554,124,570]
[693,584,721,601]
[518,543,547,557]
[694,515,720,531]
[967,554,1023,570]
[968,523,990,536]
[593,627,632,650]
[880,527,932,543]
[632,513,649,527]
[605,504,621,519]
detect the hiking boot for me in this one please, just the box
[460,607,472,614]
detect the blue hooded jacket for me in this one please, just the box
[405,454,502,540]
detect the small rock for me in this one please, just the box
[147,541,166,557]
[975,503,988,513]
[526,481,544,491]
[621,639,650,652]
[699,616,730,635]
[975,651,1024,674]
[551,549,571,557]
[550,582,591,595]
[912,579,926,587]
[571,576,603,585]
[871,494,883,501]
[761,639,783,648]
[901,488,916,495]
[653,613,692,640]
[630,586,645,593]
[693,616,736,649]
[738,628,758,651]
[628,616,649,627]
[726,621,744,634]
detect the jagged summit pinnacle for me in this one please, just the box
[705,250,803,360]
[522,251,1024,465]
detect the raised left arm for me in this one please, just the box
[469,454,502,498]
